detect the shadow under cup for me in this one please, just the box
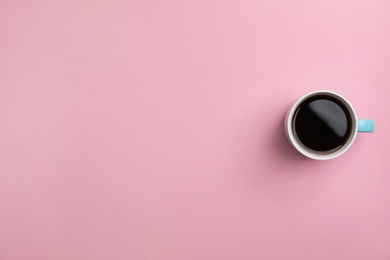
[284,91,371,160]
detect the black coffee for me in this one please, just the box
[292,95,352,153]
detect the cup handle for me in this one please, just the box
[358,119,374,132]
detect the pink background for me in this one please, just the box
[1,0,390,259]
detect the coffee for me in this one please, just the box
[292,95,352,153]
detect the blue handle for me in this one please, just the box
[358,119,374,132]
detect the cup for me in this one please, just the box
[285,90,374,160]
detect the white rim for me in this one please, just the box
[286,90,358,160]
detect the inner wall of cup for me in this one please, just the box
[291,91,358,157]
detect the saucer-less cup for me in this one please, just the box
[285,90,374,160]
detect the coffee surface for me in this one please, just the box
[293,96,351,153]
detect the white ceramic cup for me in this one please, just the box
[285,90,374,160]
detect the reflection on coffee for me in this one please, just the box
[292,95,352,153]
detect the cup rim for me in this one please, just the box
[285,90,358,160]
